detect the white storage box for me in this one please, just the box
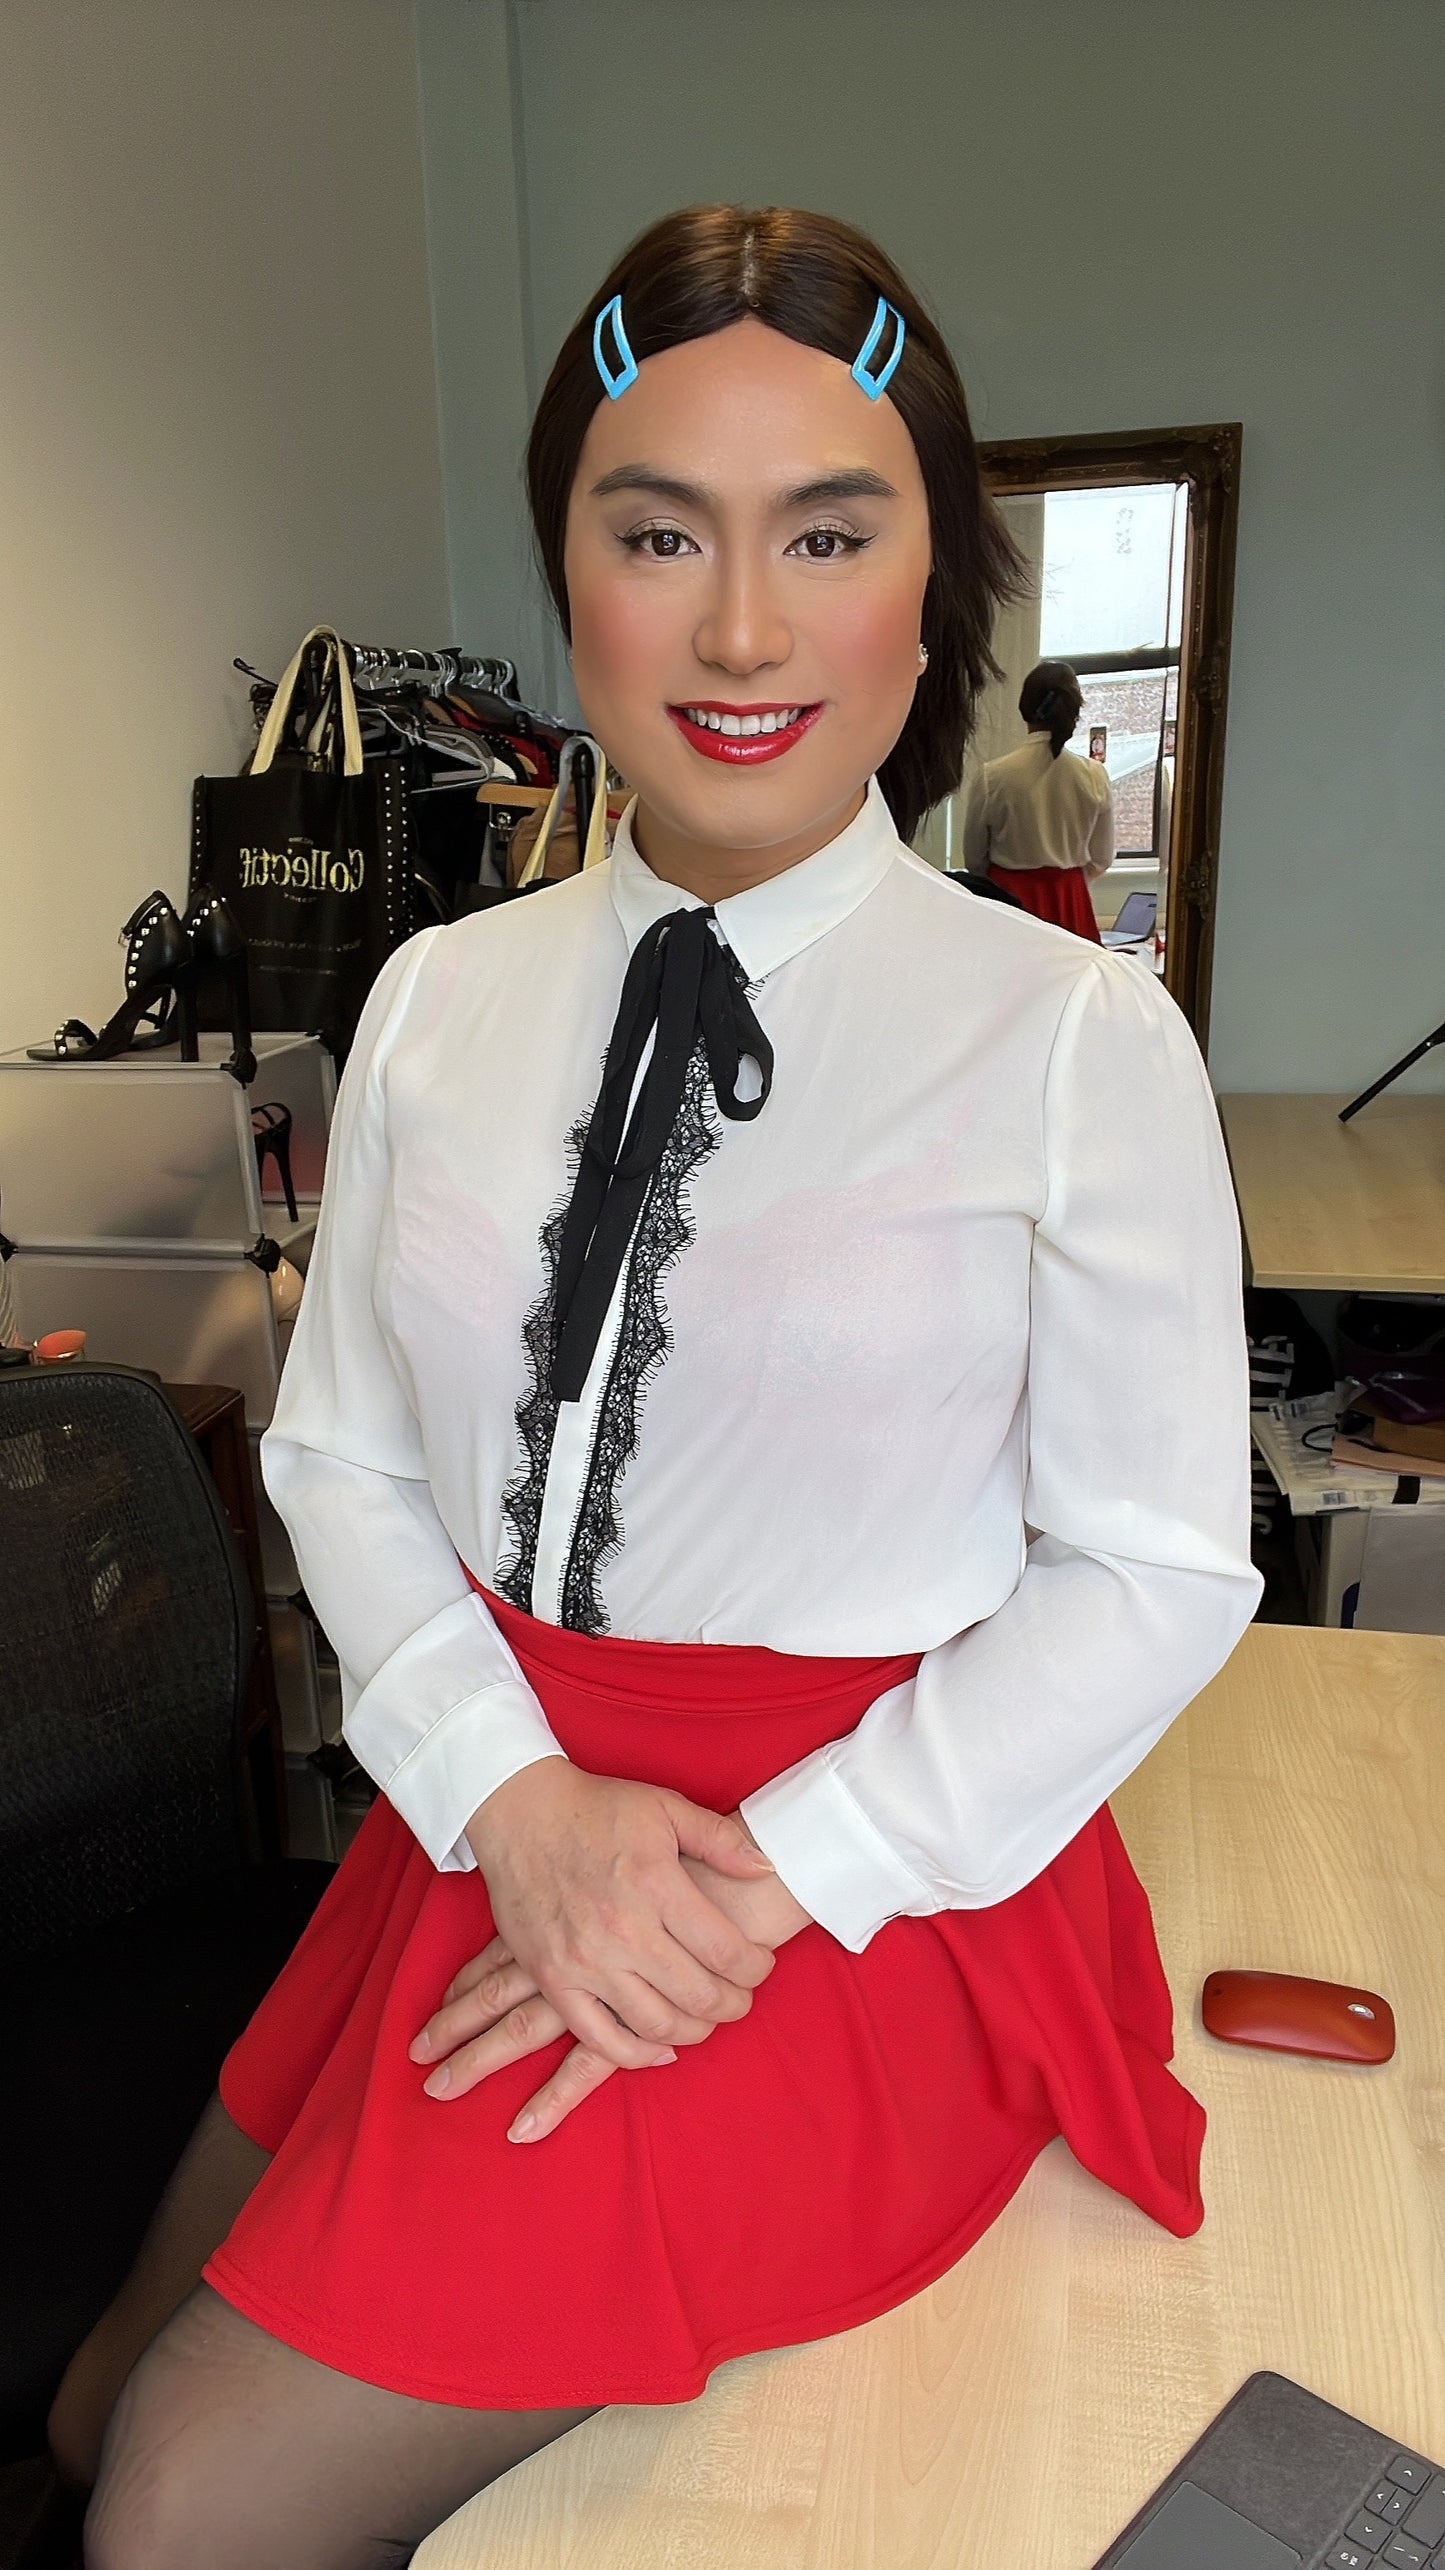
[1295,1506,1445,1634]
[1,1027,327,1427]
[0,1032,334,1252]
[6,1246,295,1428]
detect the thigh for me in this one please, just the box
[86,2283,601,2570]
[50,2091,269,2487]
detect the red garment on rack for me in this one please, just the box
[204,1583,1203,2410]
[988,859,1103,941]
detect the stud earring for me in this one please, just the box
[917,644,929,670]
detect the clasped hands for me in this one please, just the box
[408,1756,813,2145]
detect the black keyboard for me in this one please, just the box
[1326,2452,1445,2570]
[1092,2376,1445,2569]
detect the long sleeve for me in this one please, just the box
[1086,776,1117,878]
[960,769,990,871]
[259,933,569,1870]
[740,950,1263,1953]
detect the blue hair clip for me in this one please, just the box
[851,295,905,401]
[593,293,639,400]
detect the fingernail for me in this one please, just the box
[423,2066,451,2097]
[655,2049,678,2064]
[408,2033,431,2061]
[508,2113,537,2141]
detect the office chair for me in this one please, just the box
[0,1363,333,2465]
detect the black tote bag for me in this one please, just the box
[191,624,414,1058]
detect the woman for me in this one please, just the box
[61,206,1261,2569]
[961,659,1116,939]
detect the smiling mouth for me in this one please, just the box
[666,702,824,764]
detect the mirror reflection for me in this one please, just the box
[919,479,1188,965]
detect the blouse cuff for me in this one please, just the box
[344,1602,570,1870]
[739,1740,936,1955]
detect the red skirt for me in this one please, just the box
[204,1586,1203,2410]
[988,860,1102,941]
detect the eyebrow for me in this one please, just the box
[588,465,900,510]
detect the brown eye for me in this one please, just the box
[790,526,869,562]
[619,524,697,559]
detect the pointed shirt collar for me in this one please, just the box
[607,775,901,982]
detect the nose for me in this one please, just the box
[692,544,792,679]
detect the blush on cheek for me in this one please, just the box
[568,577,686,762]
[818,586,923,693]
[572,577,676,676]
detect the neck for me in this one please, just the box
[630,784,868,906]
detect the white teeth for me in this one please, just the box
[682,705,805,733]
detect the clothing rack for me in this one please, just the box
[229,636,588,912]
[339,644,521,701]
[233,645,524,704]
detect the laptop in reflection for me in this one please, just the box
[1091,2373,1445,2568]
[1101,890,1158,947]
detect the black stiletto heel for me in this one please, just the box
[251,1103,299,1220]
[27,892,192,1062]
[182,887,257,1086]
[174,976,200,1063]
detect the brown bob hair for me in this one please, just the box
[526,204,1025,846]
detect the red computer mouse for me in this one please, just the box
[1201,1969,1396,2065]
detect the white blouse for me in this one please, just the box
[961,733,1116,878]
[260,779,1261,1956]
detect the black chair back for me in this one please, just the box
[0,1364,251,1960]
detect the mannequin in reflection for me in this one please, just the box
[960,659,1114,941]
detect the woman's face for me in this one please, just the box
[563,317,932,876]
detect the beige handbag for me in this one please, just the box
[511,735,612,886]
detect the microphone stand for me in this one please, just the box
[1339,1017,1445,1123]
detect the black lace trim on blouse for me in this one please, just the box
[496,1038,721,1633]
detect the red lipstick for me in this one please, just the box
[667,700,823,764]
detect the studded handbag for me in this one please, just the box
[190,624,415,1060]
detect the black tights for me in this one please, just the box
[49,2095,601,2570]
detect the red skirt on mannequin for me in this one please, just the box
[988,860,1102,941]
[204,1582,1203,2410]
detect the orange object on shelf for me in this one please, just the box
[34,1328,86,1364]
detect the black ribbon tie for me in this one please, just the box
[549,907,773,1402]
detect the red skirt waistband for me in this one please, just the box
[463,1566,921,1723]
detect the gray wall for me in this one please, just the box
[414,0,564,712]
[0,0,450,1053]
[422,0,1445,1094]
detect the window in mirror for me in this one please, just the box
[1037,483,1186,868]
[914,423,1241,1049]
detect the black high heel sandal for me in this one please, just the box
[27,892,197,1063]
[182,886,257,1086]
[251,1102,299,1220]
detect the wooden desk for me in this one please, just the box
[416,1624,1445,2570]
[1218,1091,1445,1292]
